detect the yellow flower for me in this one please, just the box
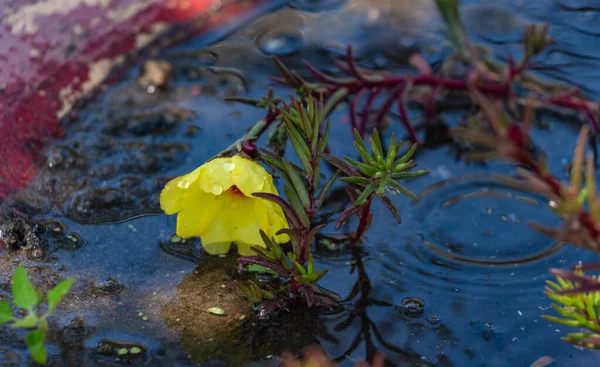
[160,155,289,256]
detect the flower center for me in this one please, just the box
[229,185,246,198]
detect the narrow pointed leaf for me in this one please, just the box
[399,143,418,163]
[542,315,581,327]
[294,262,307,276]
[281,160,311,209]
[237,257,288,276]
[286,124,313,174]
[387,180,418,199]
[391,170,429,180]
[353,129,369,157]
[318,119,331,153]
[284,185,311,228]
[319,153,359,176]
[336,206,361,230]
[354,182,378,206]
[344,157,379,176]
[385,134,398,169]
[314,170,340,213]
[313,268,329,282]
[370,130,385,162]
[379,196,402,223]
[253,193,301,229]
[377,176,388,196]
[355,142,375,166]
[323,88,348,116]
[340,176,372,185]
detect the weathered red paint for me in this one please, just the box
[0,0,273,199]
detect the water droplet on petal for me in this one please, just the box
[211,183,223,195]
[223,162,236,172]
[177,180,191,189]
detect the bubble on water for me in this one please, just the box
[401,297,425,318]
[257,29,303,56]
[211,183,223,195]
[223,162,236,172]
[177,180,191,189]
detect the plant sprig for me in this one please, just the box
[0,266,74,364]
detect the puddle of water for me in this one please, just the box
[2,0,600,366]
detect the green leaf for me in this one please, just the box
[344,157,379,177]
[26,329,47,365]
[354,182,378,206]
[369,130,384,163]
[47,278,74,314]
[387,180,418,199]
[12,267,39,310]
[294,262,307,276]
[281,160,311,210]
[286,123,313,174]
[13,313,38,329]
[340,176,372,185]
[314,170,340,213]
[542,315,581,327]
[0,301,13,325]
[398,143,418,164]
[284,185,311,228]
[376,176,389,196]
[247,264,278,276]
[353,141,374,164]
[385,134,398,169]
[307,255,314,275]
[391,170,429,180]
[318,119,331,153]
[319,152,359,176]
[312,268,328,282]
[353,129,371,158]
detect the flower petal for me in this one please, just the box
[198,157,235,195]
[176,191,219,238]
[160,165,203,214]
[231,155,272,196]
[200,192,258,246]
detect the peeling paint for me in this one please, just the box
[4,0,113,34]
[107,0,154,21]
[57,56,125,119]
[135,21,169,49]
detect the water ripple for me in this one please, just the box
[380,175,597,299]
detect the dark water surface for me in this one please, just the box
[3,0,600,366]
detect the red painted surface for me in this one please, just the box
[0,0,273,199]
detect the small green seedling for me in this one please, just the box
[0,266,75,364]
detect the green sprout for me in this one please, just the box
[0,266,74,364]
[321,129,428,227]
[543,267,600,349]
[342,129,427,204]
[434,0,468,56]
